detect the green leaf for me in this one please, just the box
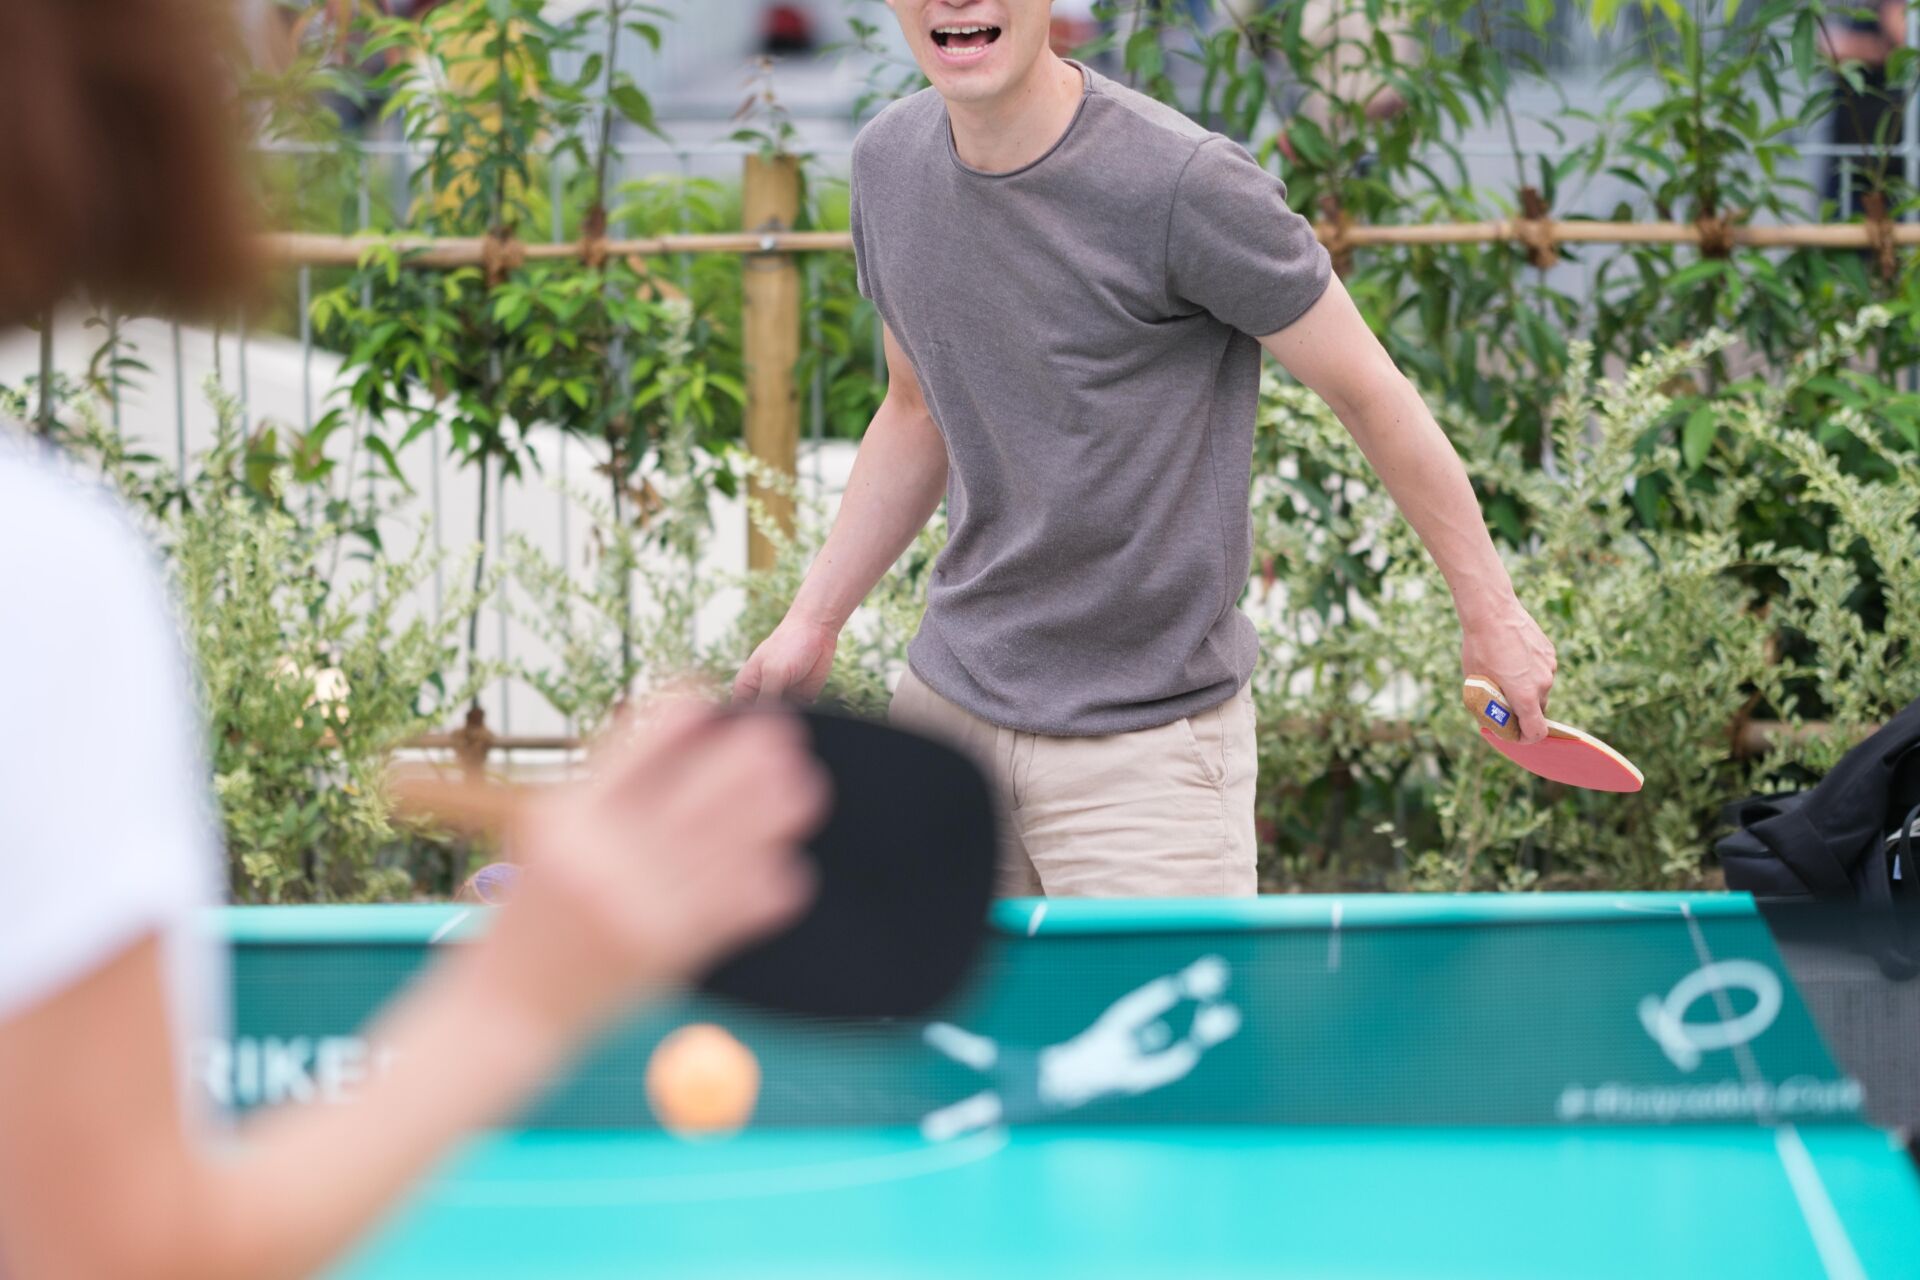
[1681,405,1718,470]
[705,372,746,404]
[1125,26,1163,80]
[366,436,409,487]
[1630,471,1668,528]
[610,83,658,134]
[1665,260,1725,292]
[1286,116,1334,168]
[1817,374,1871,408]
[1486,494,1526,544]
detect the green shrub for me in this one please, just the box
[1249,307,1918,890]
[57,386,484,902]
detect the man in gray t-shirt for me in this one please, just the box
[734,0,1557,898]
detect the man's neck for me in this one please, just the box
[946,54,1084,173]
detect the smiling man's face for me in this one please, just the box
[885,0,1056,105]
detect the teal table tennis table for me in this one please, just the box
[204,895,1920,1279]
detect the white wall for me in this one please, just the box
[0,314,859,742]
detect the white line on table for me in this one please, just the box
[433,1129,1010,1207]
[1610,898,1689,915]
[1775,1124,1868,1280]
[429,910,472,944]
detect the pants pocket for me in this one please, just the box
[1178,701,1229,790]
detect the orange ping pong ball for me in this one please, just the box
[645,1023,760,1136]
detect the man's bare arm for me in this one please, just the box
[1258,276,1558,740]
[734,324,948,703]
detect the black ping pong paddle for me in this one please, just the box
[399,707,1000,1021]
[700,706,998,1018]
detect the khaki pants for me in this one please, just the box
[889,669,1259,898]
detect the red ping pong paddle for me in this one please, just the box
[1462,676,1644,793]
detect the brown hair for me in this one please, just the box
[0,0,258,329]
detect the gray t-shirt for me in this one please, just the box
[850,63,1331,736]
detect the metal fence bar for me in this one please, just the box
[430,421,444,616]
[488,350,510,735]
[359,155,376,524]
[35,321,52,435]
[108,314,122,436]
[1908,11,1920,201]
[1907,14,1918,396]
[551,148,569,610]
[236,311,249,435]
[422,159,445,616]
[676,149,692,294]
[171,321,186,478]
[298,265,314,523]
[298,267,314,435]
[497,459,510,737]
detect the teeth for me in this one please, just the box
[936,25,992,34]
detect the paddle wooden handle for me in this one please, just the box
[1462,675,1572,743]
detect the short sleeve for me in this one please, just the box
[0,452,218,1027]
[1166,136,1332,337]
[849,137,876,303]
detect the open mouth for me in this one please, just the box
[931,24,1002,60]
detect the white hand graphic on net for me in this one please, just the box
[920,955,1241,1141]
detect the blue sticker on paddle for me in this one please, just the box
[1483,700,1511,727]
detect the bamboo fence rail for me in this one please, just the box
[263,217,1920,269]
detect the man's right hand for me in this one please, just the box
[732,616,840,706]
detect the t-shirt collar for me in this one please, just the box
[945,58,1095,180]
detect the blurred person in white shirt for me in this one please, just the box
[0,3,824,1277]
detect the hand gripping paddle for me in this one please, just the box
[395,707,999,1019]
[1462,676,1644,793]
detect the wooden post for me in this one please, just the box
[741,153,802,572]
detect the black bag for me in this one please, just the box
[1716,696,1920,978]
